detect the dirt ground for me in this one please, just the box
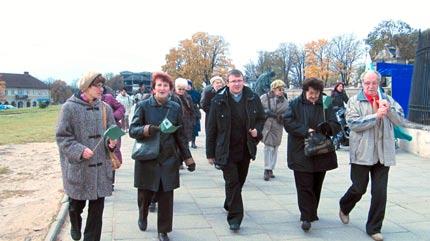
[0,142,63,241]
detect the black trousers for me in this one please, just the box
[222,159,250,226]
[69,197,105,241]
[293,171,326,222]
[138,187,174,233]
[339,163,389,235]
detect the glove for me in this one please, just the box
[184,158,196,172]
[317,122,332,136]
[148,125,160,136]
[187,163,196,172]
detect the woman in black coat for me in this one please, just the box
[331,82,349,110]
[129,72,195,241]
[284,78,341,232]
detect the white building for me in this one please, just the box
[0,72,50,108]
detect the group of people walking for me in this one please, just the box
[56,68,404,241]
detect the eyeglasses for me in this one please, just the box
[91,82,104,88]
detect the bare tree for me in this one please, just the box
[290,45,306,87]
[329,34,364,85]
[273,42,296,88]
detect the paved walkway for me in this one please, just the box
[58,129,430,241]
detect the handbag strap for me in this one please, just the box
[267,93,273,112]
[101,102,107,130]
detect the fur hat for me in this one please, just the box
[270,79,286,90]
[209,76,225,85]
[78,71,101,91]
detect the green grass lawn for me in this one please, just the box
[0,105,61,145]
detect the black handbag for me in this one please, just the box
[131,107,171,161]
[303,104,335,157]
[304,131,335,157]
[131,131,160,161]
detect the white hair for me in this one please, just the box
[174,78,188,89]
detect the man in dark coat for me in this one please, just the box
[284,78,341,232]
[206,69,265,231]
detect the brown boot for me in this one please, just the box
[264,170,270,181]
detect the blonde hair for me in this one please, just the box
[270,79,286,90]
[210,76,225,85]
[174,78,188,89]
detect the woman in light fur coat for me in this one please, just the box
[260,79,289,181]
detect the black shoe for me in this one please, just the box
[263,170,270,181]
[191,142,197,149]
[158,232,170,241]
[138,218,147,231]
[229,223,240,231]
[149,201,157,212]
[70,228,81,240]
[269,170,275,178]
[301,221,311,232]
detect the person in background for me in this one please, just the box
[116,87,133,132]
[56,72,117,241]
[284,77,340,232]
[187,80,201,148]
[260,79,288,181]
[331,82,349,110]
[339,70,404,241]
[134,83,148,102]
[172,78,196,150]
[206,69,265,231]
[129,71,195,241]
[101,86,125,191]
[200,76,226,128]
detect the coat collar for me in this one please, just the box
[70,93,101,107]
[148,94,175,108]
[217,86,255,102]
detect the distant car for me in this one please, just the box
[0,104,16,110]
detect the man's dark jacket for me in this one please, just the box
[206,86,266,167]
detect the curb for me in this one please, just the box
[44,195,69,241]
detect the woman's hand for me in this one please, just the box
[82,148,94,159]
[108,139,118,149]
[249,128,258,138]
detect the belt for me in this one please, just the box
[88,134,101,139]
[88,162,103,167]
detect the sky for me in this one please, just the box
[0,0,429,83]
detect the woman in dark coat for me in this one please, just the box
[284,78,341,232]
[200,76,226,128]
[102,87,125,189]
[129,72,195,241]
[172,78,196,145]
[331,82,349,110]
